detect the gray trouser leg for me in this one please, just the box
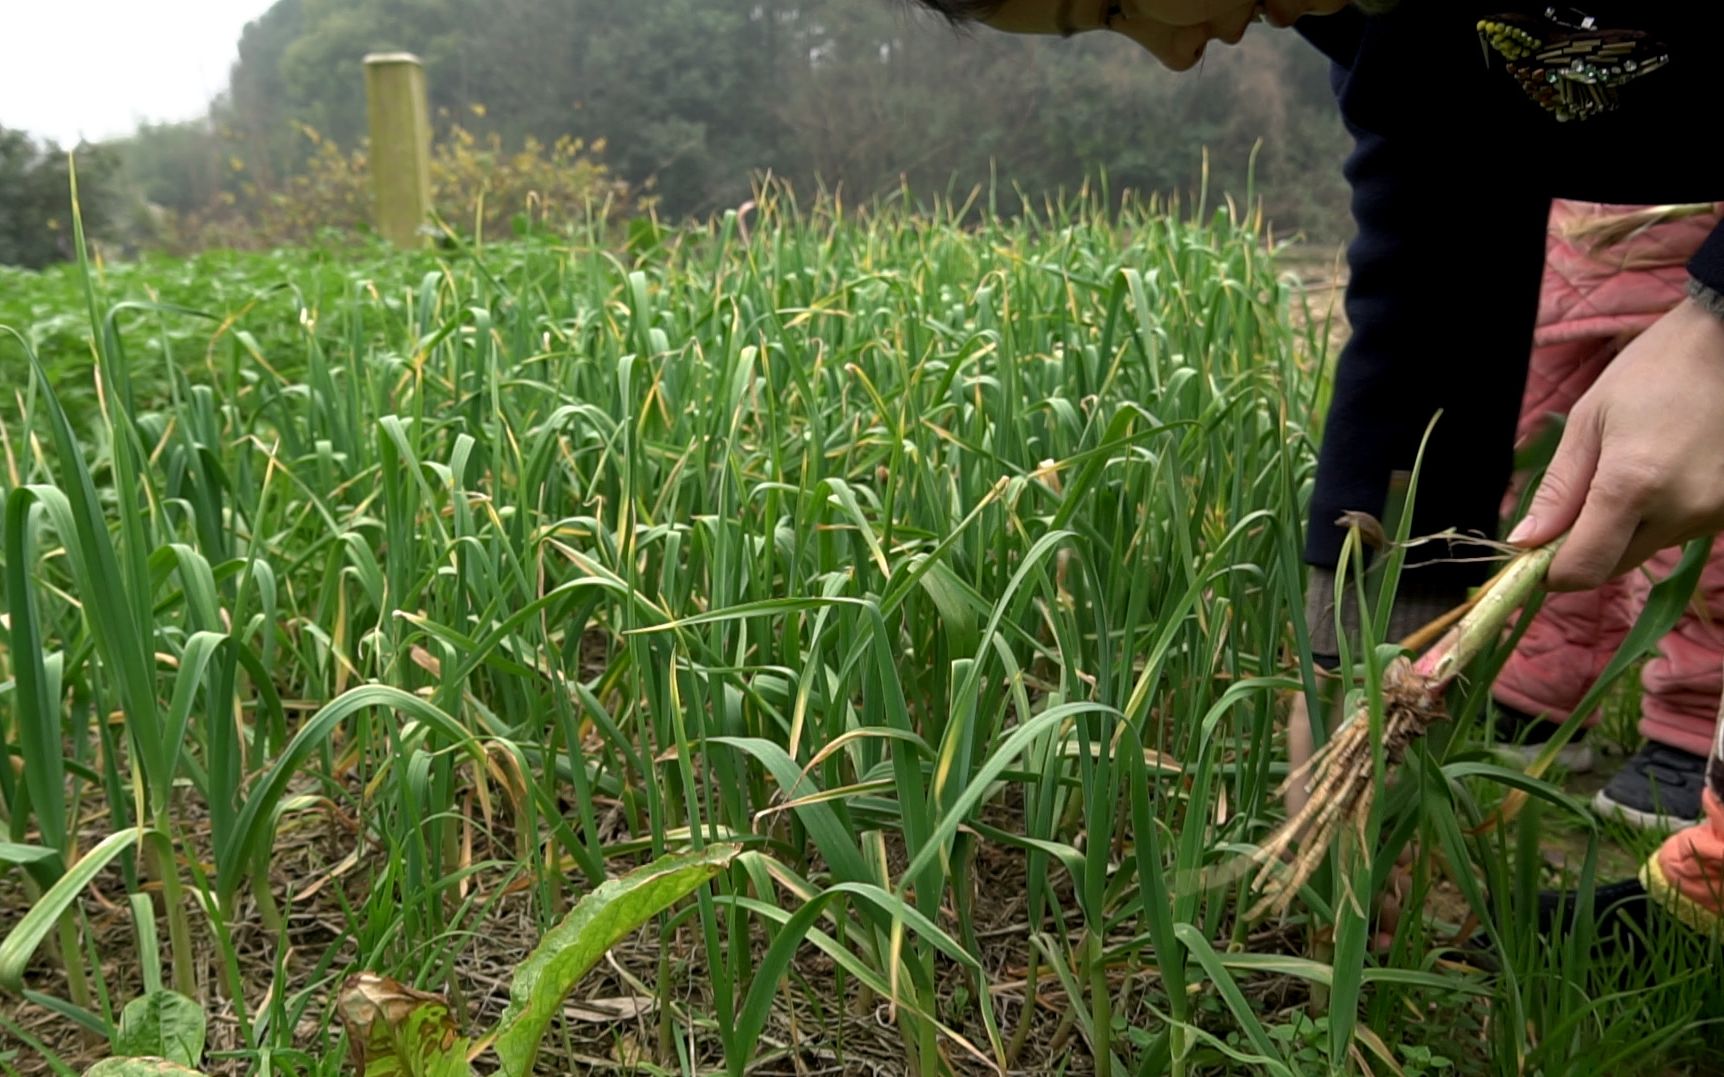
[1304,565,1468,662]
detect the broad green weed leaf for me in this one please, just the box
[491,844,739,1076]
[83,1061,209,1076]
[114,991,206,1068]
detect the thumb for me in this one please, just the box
[1508,412,1600,548]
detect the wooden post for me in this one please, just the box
[363,52,432,247]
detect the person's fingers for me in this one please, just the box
[1610,522,1673,582]
[1378,889,1402,930]
[1371,849,1416,952]
[1508,408,1601,551]
[1374,878,1404,952]
[1548,460,1648,591]
[1123,0,1253,25]
[1209,1,1259,43]
[1262,0,1351,26]
[1109,17,1210,68]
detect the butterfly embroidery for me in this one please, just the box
[1479,7,1671,122]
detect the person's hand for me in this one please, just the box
[981,0,1352,71]
[1509,297,1724,591]
[1104,1,1257,69]
[982,0,1256,68]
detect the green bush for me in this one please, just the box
[154,119,631,252]
[0,127,126,268]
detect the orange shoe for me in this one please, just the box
[1641,788,1724,936]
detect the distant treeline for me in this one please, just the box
[3,1,1356,266]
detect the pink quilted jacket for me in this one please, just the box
[1494,201,1724,756]
[1514,201,1724,450]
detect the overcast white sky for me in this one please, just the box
[1,0,277,145]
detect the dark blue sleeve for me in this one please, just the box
[1303,104,1552,593]
[1690,222,1724,296]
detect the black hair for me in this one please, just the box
[909,0,1007,23]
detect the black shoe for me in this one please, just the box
[1536,877,1653,940]
[1456,878,1656,970]
[1490,703,1595,774]
[1593,743,1707,832]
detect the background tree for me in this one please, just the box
[0,127,124,269]
[19,0,1355,263]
